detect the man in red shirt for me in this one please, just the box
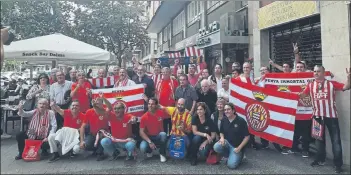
[48,100,86,161]
[156,67,179,136]
[80,98,111,161]
[139,97,168,162]
[97,101,137,161]
[71,71,92,113]
[299,65,350,173]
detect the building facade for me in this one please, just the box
[146,1,249,74]
[249,1,351,165]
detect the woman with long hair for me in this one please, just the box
[26,73,50,108]
[213,103,250,169]
[189,102,216,165]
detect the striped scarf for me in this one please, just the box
[152,74,162,86]
[27,109,50,140]
[116,77,128,87]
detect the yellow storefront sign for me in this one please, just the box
[258,1,318,30]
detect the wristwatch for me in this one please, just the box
[148,141,152,144]
[203,133,207,137]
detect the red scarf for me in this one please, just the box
[116,77,128,87]
[27,109,50,140]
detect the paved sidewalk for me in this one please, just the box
[1,123,350,174]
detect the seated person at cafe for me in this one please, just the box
[139,97,168,162]
[48,100,86,162]
[15,98,57,160]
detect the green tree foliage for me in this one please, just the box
[1,1,149,66]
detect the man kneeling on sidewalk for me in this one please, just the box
[48,100,86,162]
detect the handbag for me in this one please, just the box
[206,150,221,165]
[311,116,324,141]
[22,139,42,161]
[169,135,186,159]
[23,98,35,111]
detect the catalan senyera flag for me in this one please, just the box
[91,84,145,117]
[230,79,299,148]
[88,76,119,88]
[260,72,332,120]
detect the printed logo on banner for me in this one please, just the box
[277,86,290,92]
[113,91,128,113]
[299,85,312,107]
[245,92,270,132]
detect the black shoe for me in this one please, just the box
[125,155,134,161]
[190,158,197,166]
[301,151,309,158]
[15,154,22,160]
[97,154,106,161]
[310,160,325,167]
[41,150,49,157]
[253,144,261,150]
[335,166,342,174]
[69,150,76,158]
[261,144,269,149]
[91,151,97,156]
[49,153,60,162]
[109,150,120,161]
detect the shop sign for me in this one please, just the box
[175,34,197,50]
[258,1,318,30]
[198,21,220,38]
[196,38,211,47]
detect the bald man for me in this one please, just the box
[97,69,106,79]
[196,79,217,114]
[236,62,255,84]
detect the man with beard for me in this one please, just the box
[139,97,168,162]
[133,65,155,104]
[80,98,111,161]
[175,74,198,115]
[70,71,92,113]
[159,98,192,156]
[97,100,138,161]
[48,100,86,162]
[114,68,136,87]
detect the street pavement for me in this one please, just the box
[1,123,350,174]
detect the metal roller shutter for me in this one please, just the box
[270,15,321,71]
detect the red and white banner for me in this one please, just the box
[91,84,145,116]
[88,76,119,88]
[261,72,332,120]
[230,79,299,148]
[168,52,182,58]
[185,46,203,57]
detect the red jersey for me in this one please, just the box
[71,81,92,113]
[235,76,255,85]
[140,109,166,136]
[63,109,86,129]
[109,113,133,139]
[85,108,109,135]
[156,78,179,106]
[188,74,200,87]
[302,80,344,118]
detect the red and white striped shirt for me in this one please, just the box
[302,80,344,118]
[152,74,162,86]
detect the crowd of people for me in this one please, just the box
[5,44,350,173]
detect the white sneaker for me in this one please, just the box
[146,153,153,158]
[1,133,12,139]
[160,154,167,162]
[243,154,247,160]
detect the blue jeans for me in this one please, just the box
[315,117,343,167]
[189,135,211,159]
[84,134,104,155]
[140,132,167,156]
[214,140,243,169]
[100,138,136,157]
